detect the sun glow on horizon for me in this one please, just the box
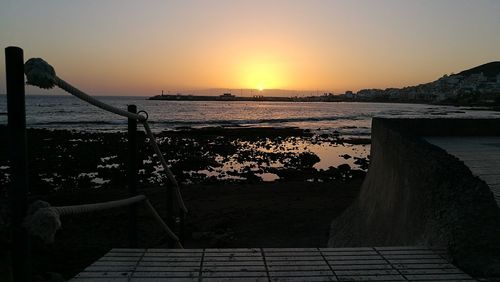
[236,58,286,91]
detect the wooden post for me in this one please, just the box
[166,185,175,247]
[6,46,31,282]
[179,210,185,245]
[127,105,138,247]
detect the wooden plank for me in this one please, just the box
[391,263,455,269]
[376,249,436,255]
[319,247,374,252]
[264,252,322,257]
[138,261,201,267]
[75,272,132,278]
[399,268,466,275]
[386,258,448,264]
[374,246,428,251]
[324,255,383,260]
[266,256,325,261]
[382,254,443,259]
[141,258,202,263]
[403,273,473,280]
[204,256,264,262]
[336,275,405,281]
[334,269,400,276]
[203,261,265,267]
[201,271,268,278]
[267,265,331,271]
[143,252,203,257]
[202,278,268,282]
[92,261,138,266]
[83,265,135,272]
[270,277,337,282]
[71,247,476,281]
[268,270,334,277]
[204,252,262,257]
[134,266,200,272]
[267,260,329,266]
[72,279,128,282]
[202,266,267,272]
[130,278,199,282]
[327,259,389,265]
[132,271,199,277]
[264,248,319,252]
[328,264,395,271]
[147,248,203,253]
[320,251,378,256]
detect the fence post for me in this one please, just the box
[127,105,138,247]
[166,185,175,247]
[6,46,31,282]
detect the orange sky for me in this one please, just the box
[1,0,500,96]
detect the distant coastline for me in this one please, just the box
[149,93,352,102]
[150,61,500,106]
[147,93,498,107]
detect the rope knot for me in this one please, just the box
[24,200,61,244]
[25,58,57,89]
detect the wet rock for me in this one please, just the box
[354,157,370,170]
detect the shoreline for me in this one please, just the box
[0,125,367,279]
[0,126,370,191]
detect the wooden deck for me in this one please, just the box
[71,247,474,281]
[425,136,500,206]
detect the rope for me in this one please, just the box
[55,77,145,121]
[53,195,146,216]
[144,199,183,248]
[24,58,187,213]
[25,196,183,248]
[142,121,186,212]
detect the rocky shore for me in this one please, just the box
[0,126,369,279]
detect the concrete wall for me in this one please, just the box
[328,118,500,276]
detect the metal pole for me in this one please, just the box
[127,105,138,247]
[6,46,31,282]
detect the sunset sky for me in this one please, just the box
[1,0,500,96]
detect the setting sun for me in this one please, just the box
[237,59,285,90]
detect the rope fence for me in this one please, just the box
[24,57,187,213]
[22,57,187,250]
[25,195,183,248]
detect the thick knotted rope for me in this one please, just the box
[24,200,61,244]
[24,58,57,89]
[24,196,183,248]
[24,58,187,213]
[25,58,145,121]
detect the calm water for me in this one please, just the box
[0,95,499,136]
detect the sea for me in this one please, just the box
[1,94,499,137]
[2,94,500,184]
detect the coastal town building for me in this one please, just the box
[354,65,500,104]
